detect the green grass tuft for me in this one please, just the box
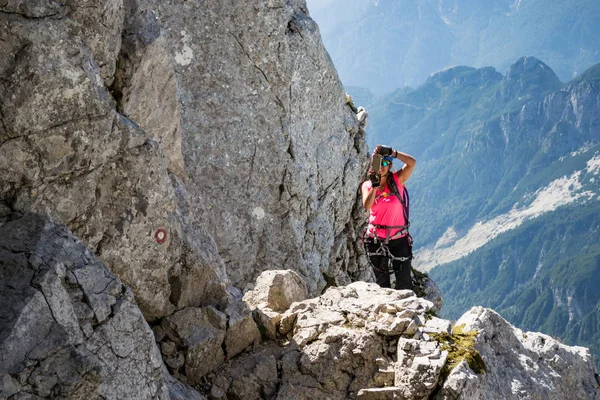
[432,324,486,382]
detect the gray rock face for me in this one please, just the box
[0,212,173,399]
[141,0,368,294]
[206,280,600,400]
[0,9,229,322]
[0,0,369,325]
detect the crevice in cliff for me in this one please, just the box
[229,32,286,112]
[94,277,118,296]
[286,19,304,39]
[0,9,63,20]
[46,159,100,182]
[318,179,337,203]
[168,274,182,309]
[0,132,23,148]
[278,166,289,202]
[278,182,286,201]
[46,112,111,132]
[107,55,127,113]
[287,140,295,160]
[246,141,258,193]
[0,112,112,148]
[35,286,60,326]
[222,315,230,361]
[322,272,337,292]
[107,18,141,116]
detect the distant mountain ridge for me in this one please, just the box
[308,0,600,372]
[306,0,600,94]
[368,57,599,247]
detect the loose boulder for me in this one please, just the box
[243,269,309,339]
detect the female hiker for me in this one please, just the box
[361,145,416,290]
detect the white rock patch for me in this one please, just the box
[417,168,595,271]
[586,153,600,174]
[252,206,265,220]
[174,30,194,66]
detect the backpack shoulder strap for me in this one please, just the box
[388,173,409,224]
[387,173,404,205]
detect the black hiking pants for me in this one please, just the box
[364,235,413,291]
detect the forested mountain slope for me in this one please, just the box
[368,58,598,252]
[365,58,600,368]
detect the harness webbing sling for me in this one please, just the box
[366,241,411,272]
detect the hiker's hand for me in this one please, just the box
[377,145,393,157]
[369,173,380,188]
[372,145,381,156]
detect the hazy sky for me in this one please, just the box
[305,0,336,12]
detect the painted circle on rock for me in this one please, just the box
[155,228,167,244]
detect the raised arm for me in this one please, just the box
[392,149,416,184]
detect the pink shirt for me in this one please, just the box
[362,173,407,239]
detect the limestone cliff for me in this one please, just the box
[0,0,369,392]
[0,0,368,319]
[112,0,369,296]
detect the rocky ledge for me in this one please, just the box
[1,218,598,400]
[207,271,600,400]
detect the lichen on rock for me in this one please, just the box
[430,323,486,382]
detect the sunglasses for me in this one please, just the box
[381,160,391,167]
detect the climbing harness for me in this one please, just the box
[368,222,410,244]
[365,237,412,273]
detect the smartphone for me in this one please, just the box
[371,154,382,173]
